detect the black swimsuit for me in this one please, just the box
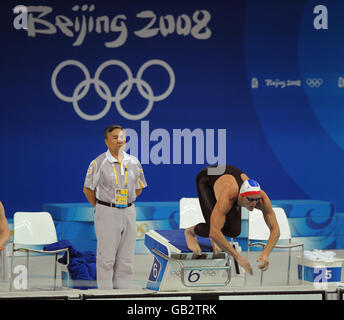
[194,165,244,238]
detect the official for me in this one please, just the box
[83,125,147,290]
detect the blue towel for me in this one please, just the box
[44,240,97,289]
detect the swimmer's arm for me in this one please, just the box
[210,191,254,275]
[209,195,240,258]
[257,191,280,255]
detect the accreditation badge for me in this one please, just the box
[114,189,128,207]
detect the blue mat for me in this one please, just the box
[156,229,213,253]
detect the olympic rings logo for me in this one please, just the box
[306,78,323,88]
[202,270,217,276]
[170,270,217,278]
[51,59,175,121]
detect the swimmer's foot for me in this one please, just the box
[210,239,222,257]
[185,227,202,256]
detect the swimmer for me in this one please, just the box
[185,165,280,275]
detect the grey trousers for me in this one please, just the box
[94,203,136,290]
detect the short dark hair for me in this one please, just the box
[104,125,124,139]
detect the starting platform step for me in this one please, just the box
[144,229,245,291]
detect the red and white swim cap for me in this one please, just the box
[239,179,261,196]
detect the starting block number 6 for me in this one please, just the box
[187,269,219,283]
[153,262,159,278]
[188,270,201,283]
[149,257,161,282]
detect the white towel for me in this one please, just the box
[304,249,336,262]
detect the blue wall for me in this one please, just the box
[1,0,343,218]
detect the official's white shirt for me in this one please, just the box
[84,150,147,203]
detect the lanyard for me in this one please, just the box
[113,163,127,188]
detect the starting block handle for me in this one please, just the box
[152,248,184,268]
[152,248,231,288]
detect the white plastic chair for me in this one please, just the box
[244,207,304,286]
[179,197,205,229]
[10,212,69,291]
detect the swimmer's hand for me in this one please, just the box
[235,254,253,275]
[256,253,269,271]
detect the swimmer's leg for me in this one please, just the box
[185,226,202,256]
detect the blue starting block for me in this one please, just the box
[144,229,234,291]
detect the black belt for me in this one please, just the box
[96,199,133,208]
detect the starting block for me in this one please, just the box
[144,229,235,291]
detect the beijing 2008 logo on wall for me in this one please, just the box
[51,59,175,121]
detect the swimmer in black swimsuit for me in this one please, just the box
[185,165,280,275]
